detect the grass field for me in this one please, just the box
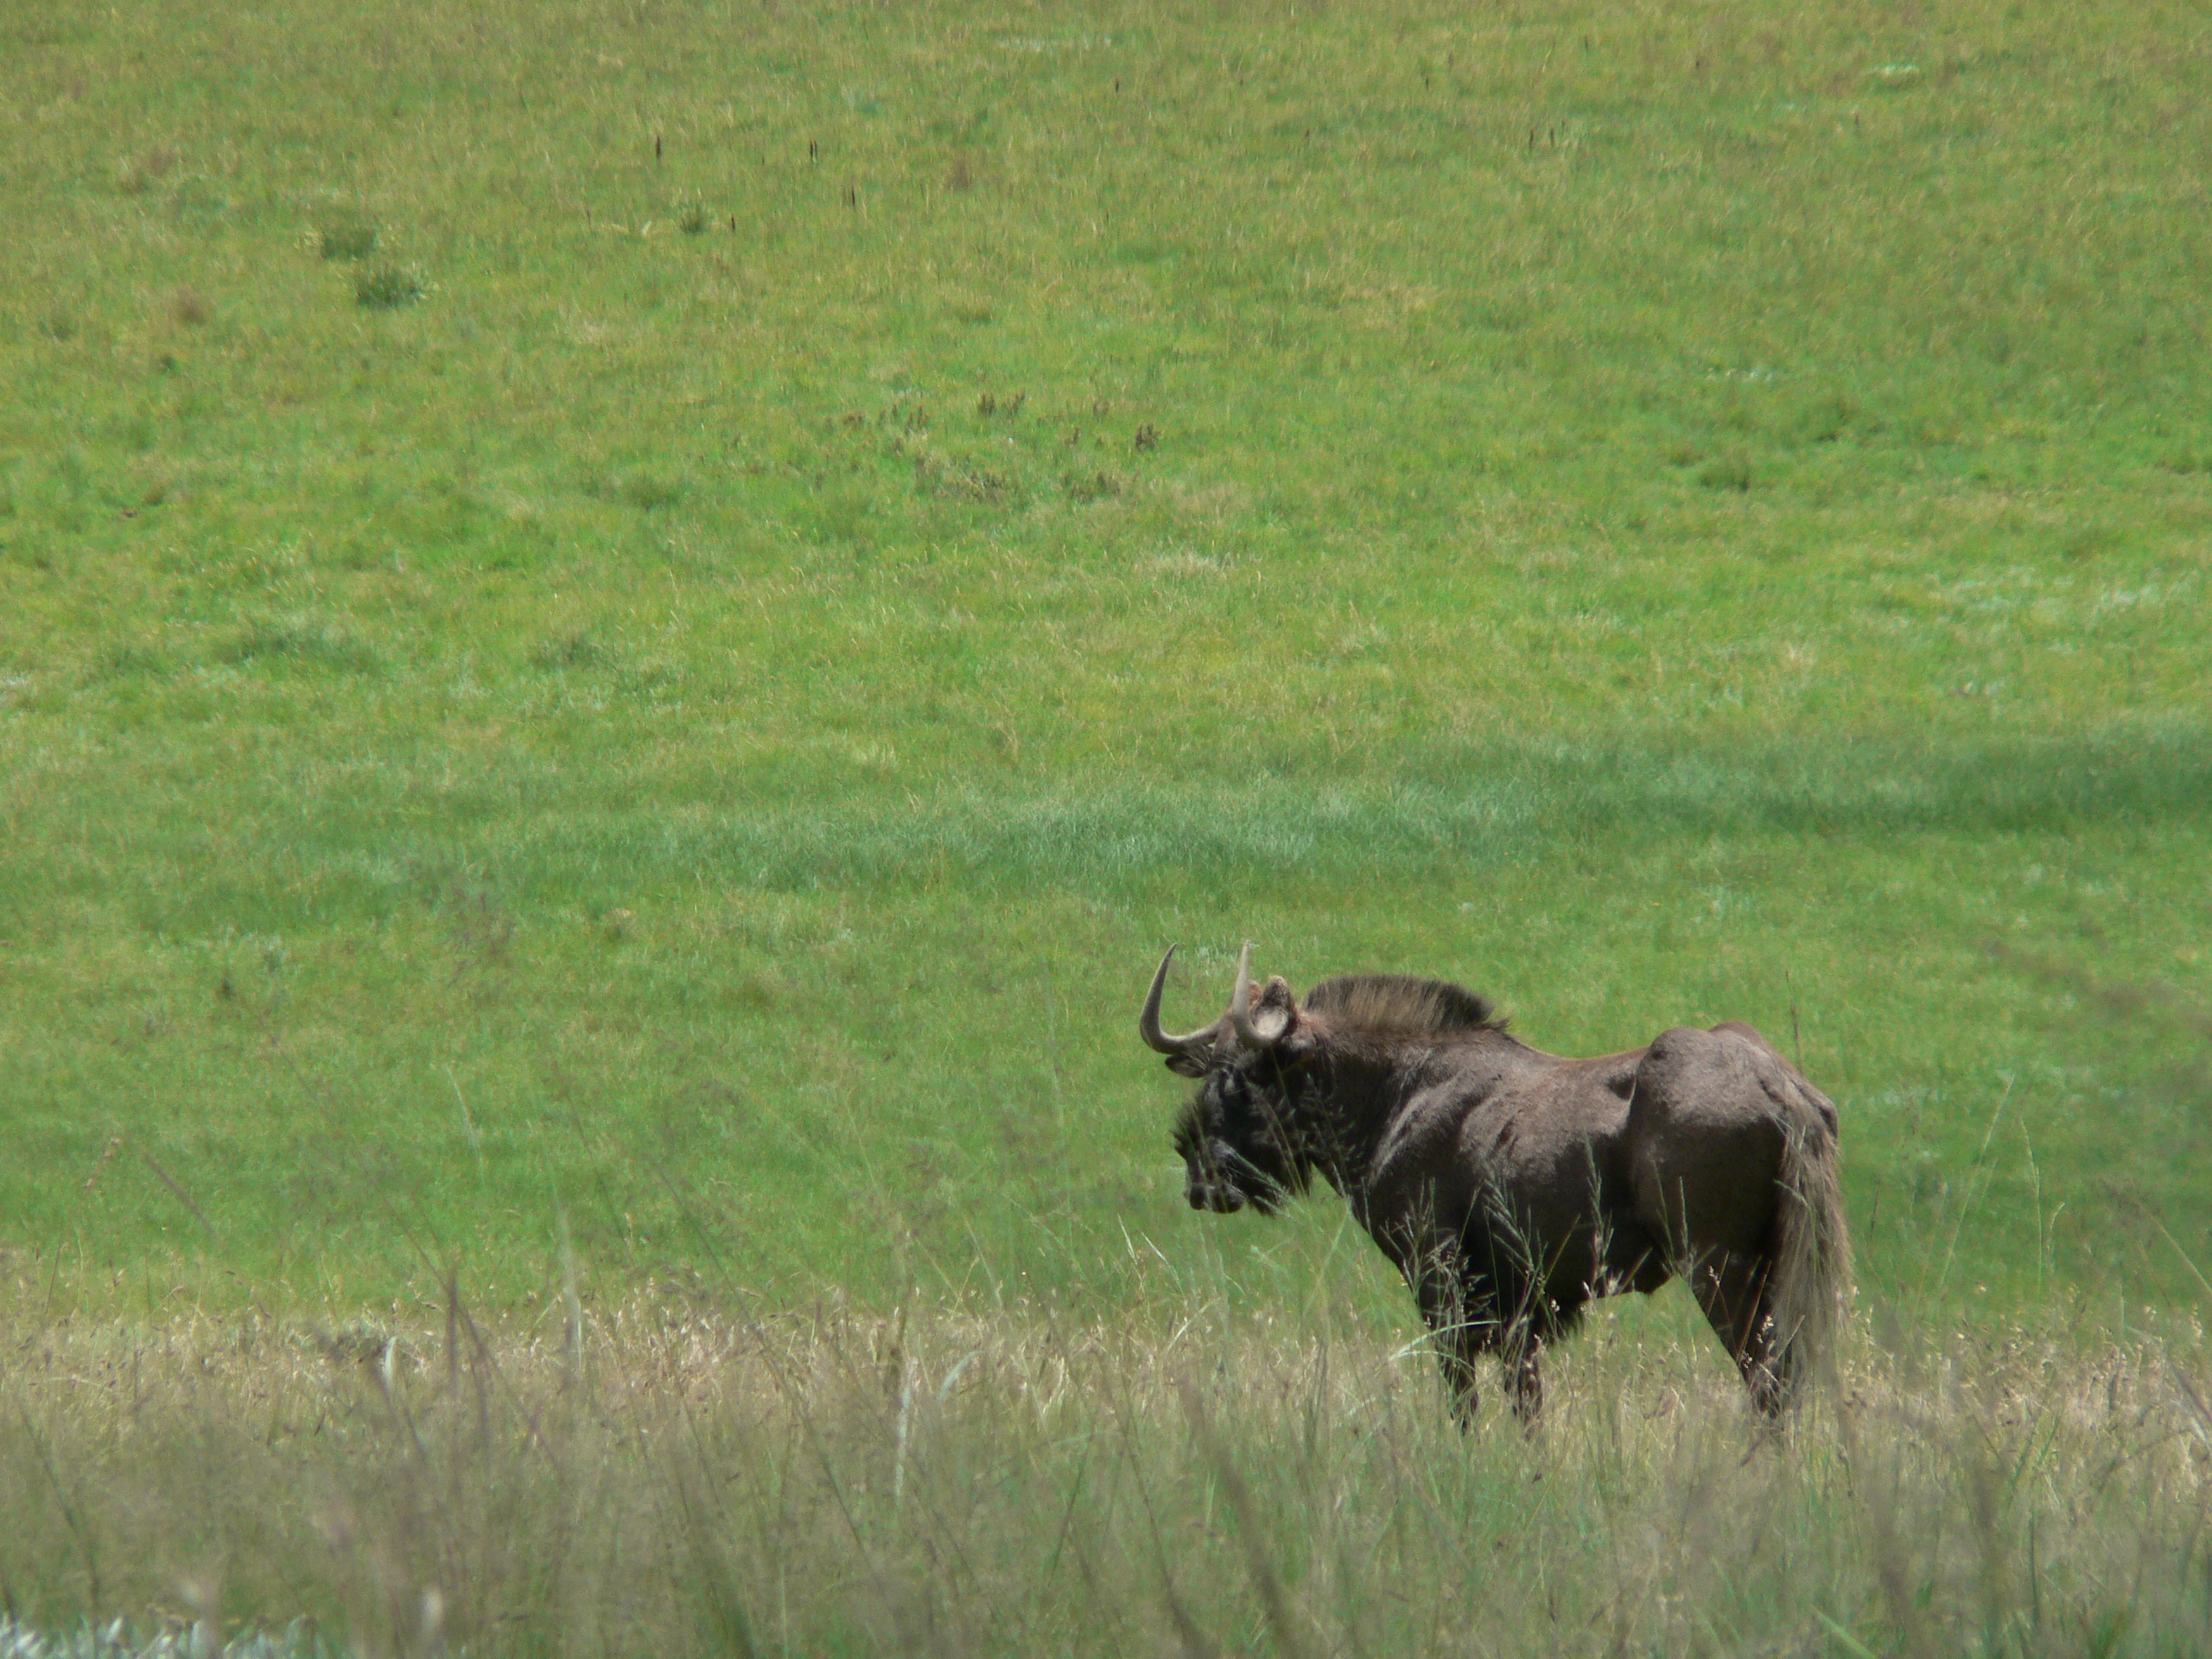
[6,0,2212,1646]
[5,0,2208,1319]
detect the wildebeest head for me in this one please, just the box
[1140,944,1313,1215]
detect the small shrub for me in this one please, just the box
[678,203,709,235]
[356,265,423,309]
[168,287,210,327]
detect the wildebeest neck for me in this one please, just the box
[1281,1023,1532,1198]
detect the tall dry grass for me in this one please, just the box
[3,1282,2209,1657]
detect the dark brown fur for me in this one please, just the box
[1150,955,1851,1423]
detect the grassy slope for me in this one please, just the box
[1,0,2207,1316]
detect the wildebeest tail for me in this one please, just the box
[1764,1074,1853,1406]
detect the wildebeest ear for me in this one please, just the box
[1249,975,1300,1043]
[1165,1053,1206,1078]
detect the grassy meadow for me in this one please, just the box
[3,0,2210,1646]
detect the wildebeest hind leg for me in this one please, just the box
[1688,1253,1784,1416]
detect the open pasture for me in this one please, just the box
[2,0,2210,1642]
[3,0,2206,1314]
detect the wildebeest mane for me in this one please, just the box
[1300,974,1505,1036]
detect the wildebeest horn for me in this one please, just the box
[1225,941,1265,1049]
[1139,946,1213,1054]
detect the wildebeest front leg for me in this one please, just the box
[1408,1250,1484,1425]
[1503,1325,1544,1427]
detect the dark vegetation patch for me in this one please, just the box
[614,468,685,511]
[356,266,423,309]
[531,630,608,671]
[93,643,173,681]
[1061,469,1122,503]
[215,621,384,675]
[1695,450,1754,492]
[316,217,378,261]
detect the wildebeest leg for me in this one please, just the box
[1688,1252,1783,1415]
[1503,1325,1543,1427]
[1432,1294,1487,1427]
[1407,1249,1484,1425]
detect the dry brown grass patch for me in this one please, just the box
[3,1292,2209,1656]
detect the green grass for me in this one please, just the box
[2,0,2209,1328]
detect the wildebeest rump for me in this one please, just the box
[1140,945,1852,1422]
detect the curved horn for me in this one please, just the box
[1225,941,1265,1049]
[1139,946,1213,1054]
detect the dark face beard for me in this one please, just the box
[1175,1065,1317,1215]
[1184,1137,1295,1215]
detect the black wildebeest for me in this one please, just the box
[1141,945,1851,1422]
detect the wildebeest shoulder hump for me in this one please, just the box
[1300,974,1505,1035]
